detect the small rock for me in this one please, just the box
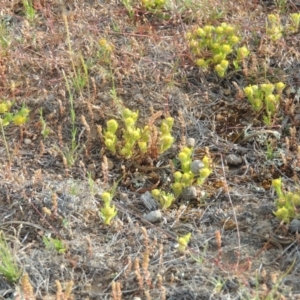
[141,191,158,211]
[42,94,56,114]
[144,210,162,223]
[24,138,31,145]
[186,138,195,148]
[226,154,243,166]
[181,186,197,201]
[289,219,300,233]
[106,158,114,170]
[191,160,204,175]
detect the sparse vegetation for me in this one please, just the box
[0,231,21,283]
[43,236,67,254]
[243,82,285,125]
[186,22,249,77]
[102,106,174,158]
[1,0,300,298]
[272,177,300,222]
[100,191,118,225]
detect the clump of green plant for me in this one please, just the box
[22,0,36,23]
[39,109,51,139]
[102,107,174,159]
[43,236,67,254]
[172,146,213,197]
[243,82,285,125]
[141,0,166,10]
[61,69,81,167]
[272,178,300,223]
[0,20,11,54]
[177,232,191,252]
[266,14,283,41]
[100,191,118,225]
[0,100,30,163]
[151,189,175,209]
[151,147,213,209]
[186,23,250,77]
[0,101,29,126]
[266,13,300,40]
[98,38,114,64]
[287,12,300,34]
[0,231,22,283]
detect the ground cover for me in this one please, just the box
[0,0,300,299]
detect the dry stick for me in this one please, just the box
[134,257,143,290]
[141,227,151,288]
[102,155,109,186]
[20,273,34,299]
[215,230,222,261]
[80,115,91,155]
[220,154,241,268]
[111,281,122,300]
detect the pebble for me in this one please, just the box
[144,210,162,223]
[191,160,204,175]
[141,191,158,210]
[24,138,31,145]
[289,218,300,233]
[226,154,243,166]
[186,137,195,148]
[181,186,197,201]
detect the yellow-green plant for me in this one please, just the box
[141,0,166,10]
[100,192,118,225]
[151,147,212,208]
[266,14,283,41]
[266,13,300,39]
[43,236,67,254]
[272,178,300,223]
[0,101,29,163]
[151,189,175,209]
[122,0,135,18]
[172,147,213,197]
[0,231,22,283]
[61,70,80,166]
[186,23,249,77]
[22,0,36,23]
[98,38,114,64]
[287,13,300,34]
[0,21,11,54]
[177,232,191,252]
[103,107,174,159]
[244,82,285,125]
[39,109,51,139]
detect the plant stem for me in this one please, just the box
[0,121,11,165]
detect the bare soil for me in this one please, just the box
[0,0,300,299]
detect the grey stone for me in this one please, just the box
[226,154,243,166]
[144,210,162,223]
[289,218,300,233]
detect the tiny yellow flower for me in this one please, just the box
[151,189,160,198]
[230,35,239,44]
[196,59,206,67]
[200,167,212,179]
[0,103,10,114]
[102,192,112,203]
[220,60,229,69]
[275,82,285,91]
[244,86,253,98]
[177,233,191,251]
[13,115,27,126]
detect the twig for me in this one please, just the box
[220,154,241,268]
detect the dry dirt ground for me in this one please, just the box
[1,0,300,299]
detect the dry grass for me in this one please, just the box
[0,0,300,299]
